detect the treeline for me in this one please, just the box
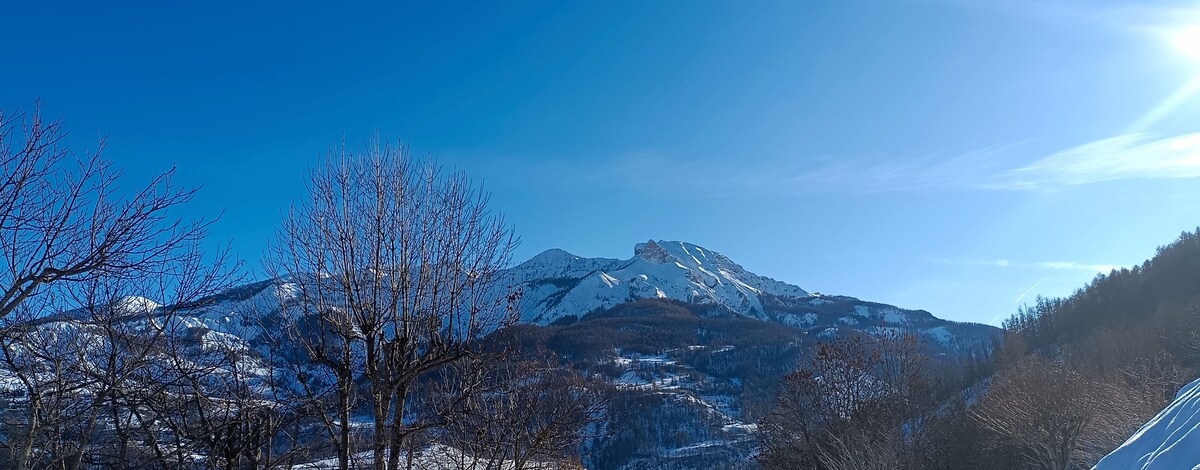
[1001,229,1200,373]
[0,105,600,470]
[759,229,1200,469]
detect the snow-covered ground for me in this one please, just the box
[293,444,570,469]
[1093,376,1200,470]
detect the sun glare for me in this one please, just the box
[1172,26,1200,61]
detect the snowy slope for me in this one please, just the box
[1093,376,1200,470]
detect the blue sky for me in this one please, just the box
[4,0,1200,325]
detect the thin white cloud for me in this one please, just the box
[796,144,1023,193]
[1031,261,1119,272]
[791,132,1200,193]
[476,131,1200,197]
[933,0,1200,35]
[922,256,1118,273]
[999,132,1200,189]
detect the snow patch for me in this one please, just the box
[782,313,818,327]
[925,326,953,347]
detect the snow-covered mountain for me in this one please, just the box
[505,240,994,351]
[508,240,811,324]
[1093,376,1200,470]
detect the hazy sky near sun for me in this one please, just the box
[4,0,1200,325]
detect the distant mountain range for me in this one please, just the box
[2,239,999,470]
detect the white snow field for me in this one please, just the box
[1093,376,1200,470]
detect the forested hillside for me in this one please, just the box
[978,229,1200,468]
[757,229,1200,469]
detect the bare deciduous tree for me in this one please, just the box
[268,139,519,470]
[0,104,211,321]
[971,359,1097,470]
[0,103,240,469]
[971,356,1168,470]
[0,229,239,470]
[758,330,932,470]
[443,351,605,470]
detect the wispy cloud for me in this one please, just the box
[922,256,1119,273]
[1032,261,1120,272]
[757,131,1200,193]
[998,132,1200,189]
[794,143,1024,193]
[935,0,1200,35]
[474,132,1200,198]
[550,131,1200,198]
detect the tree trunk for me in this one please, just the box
[339,369,352,470]
[368,340,389,470]
[386,382,411,470]
[17,394,39,470]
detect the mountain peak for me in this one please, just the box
[634,239,672,264]
[528,247,578,263]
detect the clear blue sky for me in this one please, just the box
[4,0,1200,325]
